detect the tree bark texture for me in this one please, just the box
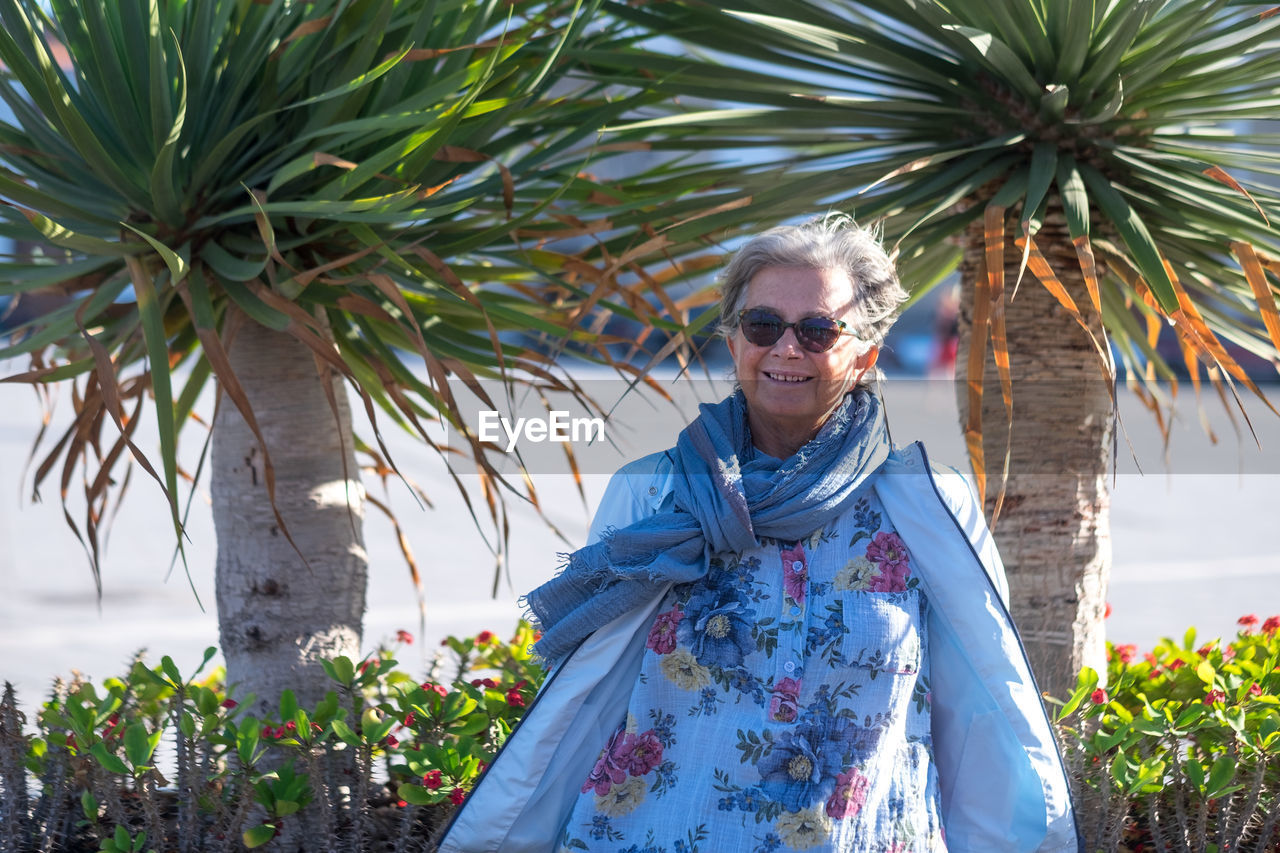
[212,316,368,715]
[955,210,1113,700]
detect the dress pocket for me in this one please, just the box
[839,590,922,674]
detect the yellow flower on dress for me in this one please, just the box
[834,556,880,591]
[594,776,646,817]
[660,647,711,691]
[776,807,833,850]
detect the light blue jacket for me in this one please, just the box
[440,443,1081,853]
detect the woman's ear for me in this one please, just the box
[854,345,879,381]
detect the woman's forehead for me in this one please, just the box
[745,266,856,315]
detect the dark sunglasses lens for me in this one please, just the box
[796,318,841,352]
[741,310,784,346]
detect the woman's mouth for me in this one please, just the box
[764,372,811,383]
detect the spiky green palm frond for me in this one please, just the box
[588,0,1280,476]
[0,0,730,584]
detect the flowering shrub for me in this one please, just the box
[0,623,545,853]
[1053,614,1280,852]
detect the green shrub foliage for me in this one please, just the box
[1055,615,1280,852]
[0,624,544,852]
[3,617,1278,851]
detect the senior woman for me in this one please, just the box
[438,216,1080,853]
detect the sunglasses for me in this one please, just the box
[736,308,851,353]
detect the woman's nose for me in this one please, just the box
[771,326,804,355]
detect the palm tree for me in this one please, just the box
[0,0,727,711]
[588,0,1280,698]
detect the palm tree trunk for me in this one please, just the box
[212,315,368,714]
[955,210,1113,700]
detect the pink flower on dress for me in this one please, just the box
[582,728,629,795]
[646,606,683,655]
[614,730,664,777]
[825,766,870,819]
[780,544,808,606]
[866,531,910,574]
[769,677,802,723]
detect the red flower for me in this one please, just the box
[422,770,443,790]
[1143,652,1158,667]
[1114,644,1137,664]
[396,799,407,808]
[470,678,498,689]
[221,699,238,709]
[476,631,495,646]
[769,677,802,723]
[505,689,526,708]
[396,630,414,645]
[284,721,297,733]
[780,543,809,605]
[420,682,448,697]
[1239,614,1259,631]
[1091,688,1108,705]
[1205,689,1226,705]
[384,735,399,748]
[359,659,375,675]
[1249,683,1263,697]
[825,766,870,820]
[449,787,467,805]
[403,712,416,727]
[1197,644,1216,658]
[1104,602,1113,619]
[65,734,77,750]
[1168,658,1186,671]
[645,606,684,655]
[1264,615,1280,635]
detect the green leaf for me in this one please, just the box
[160,655,182,686]
[279,689,298,723]
[115,825,131,849]
[941,25,1042,103]
[242,824,276,848]
[1196,661,1216,685]
[274,800,301,817]
[81,789,98,821]
[123,723,157,769]
[331,656,356,686]
[1206,753,1236,798]
[397,783,435,806]
[90,742,129,775]
[1078,164,1179,312]
[330,718,361,747]
[120,224,188,283]
[1055,158,1090,240]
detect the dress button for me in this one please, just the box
[783,661,796,672]
[792,561,803,571]
[790,606,801,616]
[648,486,657,495]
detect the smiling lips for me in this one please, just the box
[763,372,812,383]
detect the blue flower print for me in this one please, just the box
[755,714,853,812]
[678,584,756,670]
[849,496,879,533]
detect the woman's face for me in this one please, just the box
[727,265,878,458]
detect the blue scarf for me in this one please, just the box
[524,389,889,665]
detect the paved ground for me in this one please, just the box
[2,377,1278,716]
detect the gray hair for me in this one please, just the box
[718,214,908,355]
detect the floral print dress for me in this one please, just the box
[558,488,946,853]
